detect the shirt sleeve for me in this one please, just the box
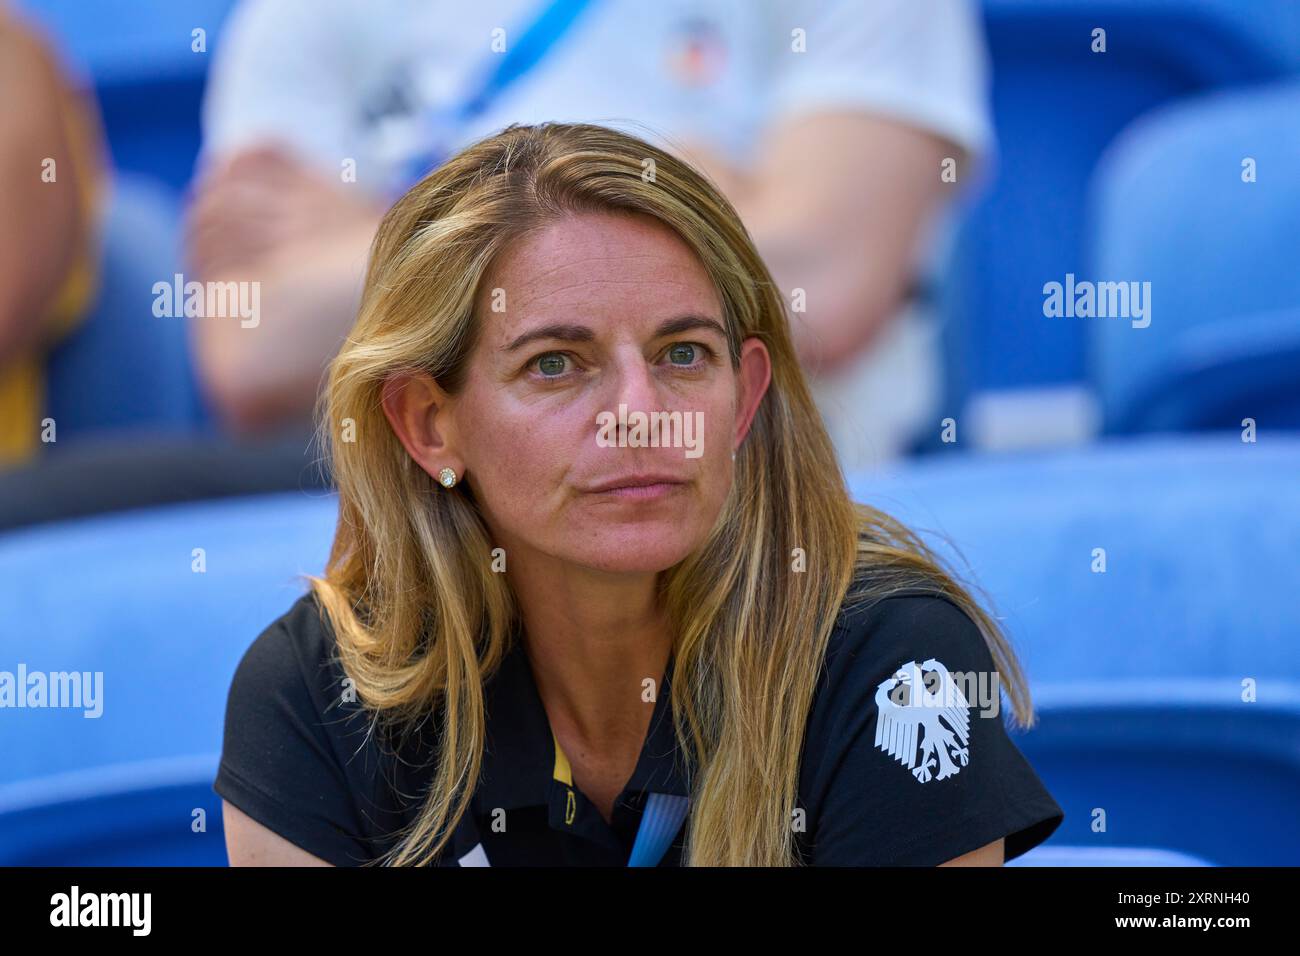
[199,0,358,173]
[803,594,1064,865]
[766,0,995,161]
[213,598,378,866]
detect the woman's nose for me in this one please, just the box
[605,355,665,421]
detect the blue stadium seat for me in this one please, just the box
[44,173,212,442]
[1087,80,1300,433]
[0,757,226,865]
[0,493,336,784]
[1010,846,1212,866]
[0,492,336,863]
[1016,683,1300,865]
[852,433,1300,683]
[938,0,1300,431]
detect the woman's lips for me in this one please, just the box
[592,481,685,500]
[585,474,688,499]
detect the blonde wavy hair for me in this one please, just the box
[308,121,1036,867]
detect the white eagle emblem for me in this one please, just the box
[874,658,971,783]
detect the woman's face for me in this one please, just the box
[435,210,770,574]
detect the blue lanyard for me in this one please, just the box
[553,727,689,866]
[628,791,692,866]
[397,0,599,190]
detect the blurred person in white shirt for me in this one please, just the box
[187,0,993,473]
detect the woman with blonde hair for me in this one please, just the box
[215,121,1063,867]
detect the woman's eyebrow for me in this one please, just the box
[503,323,595,352]
[502,314,726,353]
[653,314,728,340]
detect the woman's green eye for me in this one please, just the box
[668,344,698,365]
[536,353,567,376]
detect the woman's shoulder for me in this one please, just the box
[825,573,997,685]
[817,585,1003,749]
[245,588,337,664]
[215,590,396,867]
[798,570,1065,865]
[807,572,1009,781]
[226,590,346,711]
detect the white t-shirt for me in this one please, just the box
[201,0,994,471]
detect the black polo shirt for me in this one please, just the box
[214,584,1064,866]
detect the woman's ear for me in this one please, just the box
[380,370,464,481]
[734,337,772,448]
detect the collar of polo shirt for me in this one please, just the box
[470,630,692,827]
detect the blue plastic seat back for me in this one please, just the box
[1018,684,1300,865]
[1087,80,1300,433]
[0,493,339,865]
[0,757,227,865]
[939,0,1300,417]
[850,434,1300,685]
[1011,845,1213,866]
[0,493,337,788]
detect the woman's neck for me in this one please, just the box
[506,553,674,756]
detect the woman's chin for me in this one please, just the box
[566,532,701,575]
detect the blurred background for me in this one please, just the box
[0,0,1297,866]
